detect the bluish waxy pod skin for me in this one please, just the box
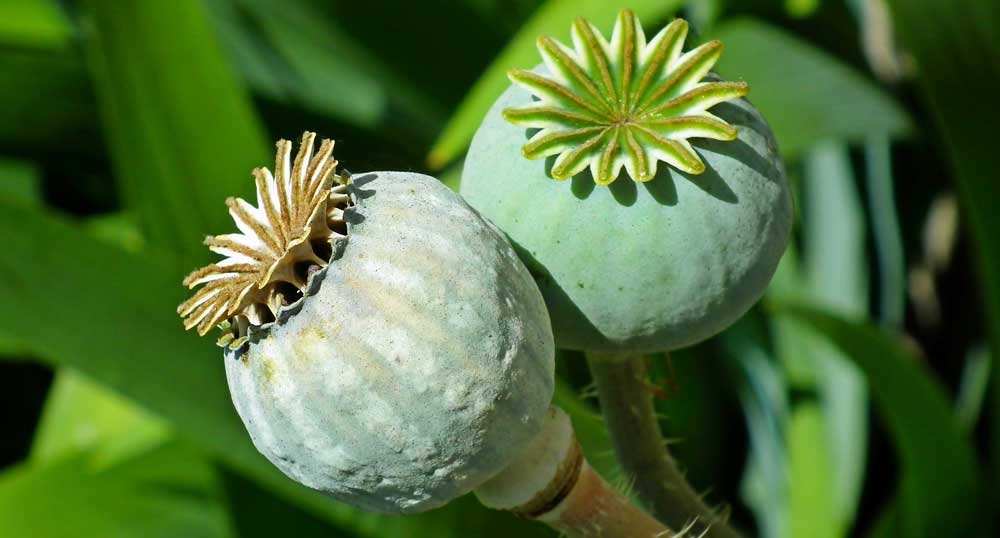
[179,135,554,514]
[460,11,792,352]
[226,171,554,513]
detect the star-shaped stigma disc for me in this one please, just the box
[504,9,749,185]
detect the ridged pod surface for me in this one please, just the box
[461,71,792,352]
[225,171,554,513]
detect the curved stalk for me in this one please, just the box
[585,352,742,538]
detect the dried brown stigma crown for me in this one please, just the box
[177,132,351,341]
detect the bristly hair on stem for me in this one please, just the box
[503,9,749,185]
[585,351,743,538]
[177,132,352,346]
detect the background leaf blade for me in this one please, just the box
[777,303,981,538]
[710,19,911,159]
[883,0,1000,491]
[80,0,269,268]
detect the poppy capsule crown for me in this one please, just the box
[177,132,349,348]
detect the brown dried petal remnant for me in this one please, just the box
[177,132,351,340]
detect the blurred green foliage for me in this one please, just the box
[0,0,997,537]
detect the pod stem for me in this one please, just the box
[476,407,675,538]
[585,352,742,538]
[541,461,677,537]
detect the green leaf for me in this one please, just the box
[955,345,991,433]
[439,161,463,192]
[31,370,169,467]
[426,0,685,169]
[221,467,361,538]
[553,378,619,480]
[83,212,145,253]
[0,0,70,49]
[0,200,554,538]
[786,404,840,538]
[784,0,821,19]
[0,441,232,538]
[0,200,254,478]
[777,304,981,538]
[864,135,905,327]
[0,0,98,151]
[0,336,27,358]
[206,0,445,138]
[237,0,382,127]
[882,0,1000,488]
[80,0,269,269]
[722,317,789,538]
[203,0,289,102]
[768,143,869,536]
[0,157,41,356]
[0,157,41,207]
[685,0,725,32]
[0,47,95,148]
[35,211,144,359]
[798,143,869,319]
[32,366,341,538]
[710,18,911,159]
[653,346,745,497]
[21,368,225,537]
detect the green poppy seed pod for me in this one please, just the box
[460,11,792,352]
[179,134,554,514]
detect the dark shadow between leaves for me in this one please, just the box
[608,177,637,206]
[706,101,781,183]
[545,156,601,201]
[696,137,779,191]
[344,211,366,225]
[349,172,378,199]
[345,173,377,225]
[643,167,679,206]
[554,159,637,206]
[571,172,595,199]
[529,111,772,207]
[712,101,765,138]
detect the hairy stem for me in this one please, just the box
[586,351,742,538]
[540,461,676,538]
[477,406,674,538]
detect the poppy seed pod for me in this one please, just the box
[460,10,792,352]
[179,133,554,513]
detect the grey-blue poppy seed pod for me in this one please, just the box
[460,11,792,353]
[179,133,554,513]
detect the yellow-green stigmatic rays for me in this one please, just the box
[504,9,748,185]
